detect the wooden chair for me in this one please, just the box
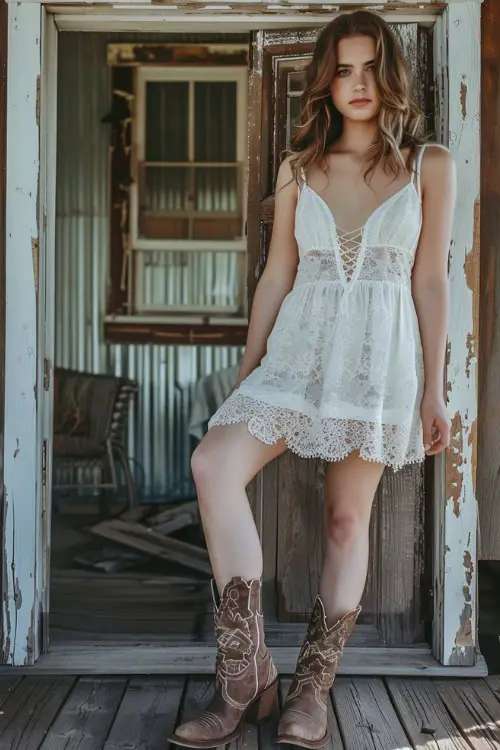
[53,367,138,510]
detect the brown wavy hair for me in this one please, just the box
[288,10,424,185]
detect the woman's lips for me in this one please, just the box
[349,98,372,107]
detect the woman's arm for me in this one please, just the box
[411,145,457,455]
[236,156,300,385]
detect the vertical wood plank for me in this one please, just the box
[477,0,500,560]
[433,2,480,668]
[276,453,324,620]
[385,678,471,749]
[0,676,75,750]
[38,6,58,657]
[2,1,42,667]
[104,677,185,750]
[376,465,425,644]
[0,0,8,670]
[39,678,127,750]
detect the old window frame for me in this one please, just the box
[130,65,248,317]
[104,43,250,345]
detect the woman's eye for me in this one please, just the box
[336,69,349,77]
[366,64,375,72]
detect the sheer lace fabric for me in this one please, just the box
[208,148,432,470]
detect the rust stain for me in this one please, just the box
[468,418,477,495]
[463,549,474,587]
[31,238,39,296]
[464,199,480,380]
[454,602,473,648]
[446,412,464,518]
[460,79,467,120]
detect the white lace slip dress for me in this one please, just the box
[208,145,433,470]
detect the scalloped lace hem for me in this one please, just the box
[208,393,425,471]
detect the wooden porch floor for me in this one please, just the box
[1,673,499,749]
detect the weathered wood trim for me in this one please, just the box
[432,2,480,667]
[3,2,42,665]
[477,0,500,559]
[107,65,133,316]
[107,42,249,66]
[6,643,488,677]
[0,0,8,671]
[104,321,248,346]
[38,7,58,655]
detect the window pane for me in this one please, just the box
[139,164,242,241]
[288,70,307,92]
[195,81,237,162]
[146,82,189,162]
[136,249,247,315]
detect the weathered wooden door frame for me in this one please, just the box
[2,1,58,666]
[1,0,481,672]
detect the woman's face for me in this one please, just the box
[330,34,381,122]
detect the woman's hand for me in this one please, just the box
[421,391,450,456]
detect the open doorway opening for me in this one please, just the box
[50,31,249,645]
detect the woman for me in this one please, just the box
[169,9,456,750]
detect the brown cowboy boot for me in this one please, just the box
[276,595,361,749]
[169,576,278,748]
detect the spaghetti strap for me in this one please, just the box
[413,143,450,197]
[296,165,307,197]
[413,144,426,197]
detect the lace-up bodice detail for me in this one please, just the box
[336,226,364,282]
[208,145,444,470]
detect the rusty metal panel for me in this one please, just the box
[56,32,243,499]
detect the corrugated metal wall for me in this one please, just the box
[56,33,244,499]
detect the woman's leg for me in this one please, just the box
[277,452,385,749]
[320,451,385,624]
[191,423,288,592]
[170,424,288,748]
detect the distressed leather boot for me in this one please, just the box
[276,595,361,749]
[169,576,278,748]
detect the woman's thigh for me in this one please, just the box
[192,423,288,488]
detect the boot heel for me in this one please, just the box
[246,678,278,726]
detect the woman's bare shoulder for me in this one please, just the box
[420,143,456,190]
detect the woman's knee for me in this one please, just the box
[191,442,218,489]
[324,503,368,547]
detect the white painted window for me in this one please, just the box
[130,65,248,318]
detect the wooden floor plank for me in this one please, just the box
[278,678,344,749]
[0,676,22,708]
[39,677,127,749]
[385,677,471,749]
[485,676,500,702]
[435,679,500,749]
[104,676,185,750]
[0,676,76,750]
[332,677,412,749]
[227,719,259,750]
[176,676,216,725]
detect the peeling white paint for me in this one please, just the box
[3,1,42,666]
[433,2,480,668]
